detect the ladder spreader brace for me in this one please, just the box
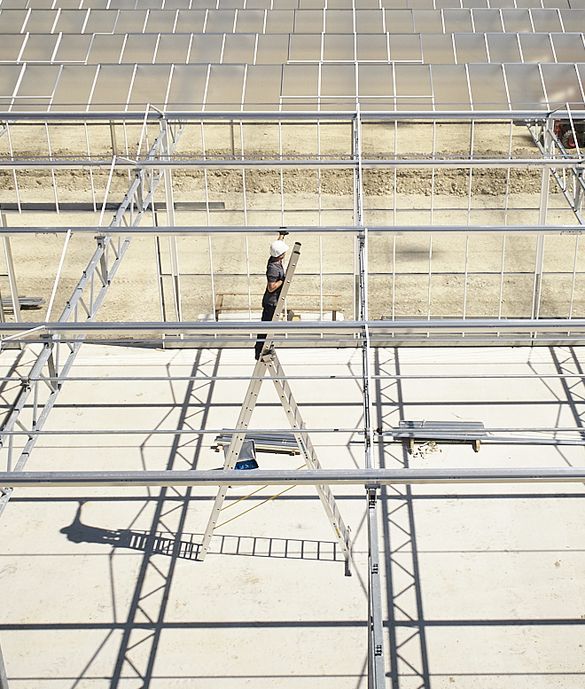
[197,241,353,575]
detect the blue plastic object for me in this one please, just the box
[234,458,259,471]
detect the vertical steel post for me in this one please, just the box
[354,108,386,686]
[534,119,551,319]
[367,487,385,689]
[0,215,19,323]
[161,119,182,322]
[0,637,9,689]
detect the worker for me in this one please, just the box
[254,231,289,360]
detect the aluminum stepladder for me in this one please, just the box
[198,241,353,575]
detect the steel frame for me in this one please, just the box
[1,108,585,687]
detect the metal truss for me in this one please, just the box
[0,113,184,515]
[3,106,585,688]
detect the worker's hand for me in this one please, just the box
[278,230,289,238]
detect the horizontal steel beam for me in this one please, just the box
[0,225,581,236]
[0,318,584,335]
[0,158,581,170]
[0,110,582,122]
[2,467,585,488]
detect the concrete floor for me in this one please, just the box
[1,343,585,687]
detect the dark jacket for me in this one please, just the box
[262,257,285,308]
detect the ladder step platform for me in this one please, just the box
[393,420,488,454]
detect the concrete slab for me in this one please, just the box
[1,344,585,686]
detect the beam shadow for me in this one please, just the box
[60,501,344,564]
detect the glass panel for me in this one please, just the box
[20,34,59,62]
[83,10,118,33]
[205,64,245,108]
[222,34,255,63]
[455,34,488,63]
[487,33,521,62]
[501,9,532,32]
[175,10,206,32]
[282,63,318,96]
[442,9,473,32]
[421,34,456,63]
[51,64,97,109]
[294,10,324,32]
[389,34,422,61]
[531,8,562,31]
[235,9,265,32]
[87,34,125,63]
[82,0,110,8]
[128,64,171,110]
[356,34,388,61]
[110,0,136,8]
[325,9,354,31]
[23,9,58,32]
[288,34,321,61]
[412,10,443,31]
[15,64,60,96]
[519,33,554,62]
[560,9,585,32]
[0,10,27,32]
[166,64,207,107]
[54,9,88,32]
[89,64,134,109]
[205,10,236,32]
[431,64,471,109]
[358,64,393,97]
[468,64,508,108]
[155,33,190,62]
[320,63,355,97]
[355,9,384,33]
[551,34,585,62]
[395,63,431,98]
[541,63,584,108]
[255,35,289,64]
[504,63,546,108]
[163,0,190,8]
[385,9,415,32]
[220,0,246,8]
[115,10,148,33]
[0,64,23,97]
[323,34,355,61]
[121,34,158,63]
[243,64,281,109]
[473,8,504,30]
[264,10,294,32]
[0,35,25,62]
[144,9,176,31]
[188,35,223,63]
[246,0,271,8]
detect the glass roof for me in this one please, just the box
[0,0,583,112]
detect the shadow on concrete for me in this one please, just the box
[61,500,344,563]
[374,349,431,689]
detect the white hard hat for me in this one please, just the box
[270,239,289,257]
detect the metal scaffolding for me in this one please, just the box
[1,108,585,687]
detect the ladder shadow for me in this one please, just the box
[61,501,345,564]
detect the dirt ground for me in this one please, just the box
[0,118,582,323]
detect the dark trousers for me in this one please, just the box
[254,303,276,360]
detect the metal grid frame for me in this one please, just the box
[1,107,585,687]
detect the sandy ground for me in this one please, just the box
[0,119,581,323]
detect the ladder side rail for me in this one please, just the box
[267,356,352,565]
[198,358,268,560]
[199,242,302,559]
[257,242,301,359]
